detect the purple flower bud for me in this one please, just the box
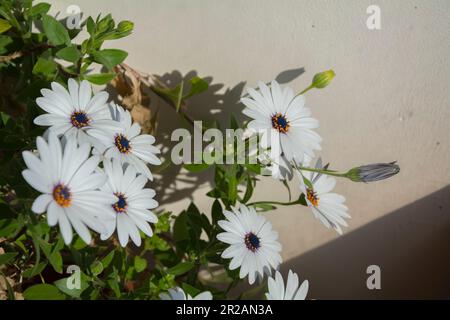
[346,162,400,182]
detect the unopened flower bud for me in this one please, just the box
[312,70,335,89]
[346,162,400,182]
[117,21,134,35]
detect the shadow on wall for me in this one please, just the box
[282,185,450,299]
[141,67,305,206]
[149,70,245,206]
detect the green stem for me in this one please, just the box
[247,199,301,207]
[298,166,347,178]
[175,80,184,112]
[298,84,314,96]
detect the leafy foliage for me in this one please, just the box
[0,0,332,301]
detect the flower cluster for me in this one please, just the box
[209,79,343,297]
[18,75,398,300]
[214,77,397,299]
[241,80,350,235]
[22,79,161,247]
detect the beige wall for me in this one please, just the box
[49,0,450,298]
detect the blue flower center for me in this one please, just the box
[271,113,289,133]
[53,184,71,207]
[244,232,260,252]
[70,111,90,128]
[115,134,131,154]
[112,193,127,213]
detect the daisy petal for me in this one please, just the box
[31,194,52,214]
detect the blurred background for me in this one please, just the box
[49,0,450,298]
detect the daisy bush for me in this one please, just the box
[0,1,399,300]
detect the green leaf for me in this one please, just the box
[14,234,28,254]
[181,283,200,297]
[23,284,65,300]
[100,251,115,269]
[83,73,116,85]
[152,84,182,108]
[0,112,10,125]
[48,250,63,274]
[96,14,114,33]
[200,213,213,238]
[90,260,103,276]
[32,56,57,78]
[0,252,17,265]
[89,288,100,300]
[28,3,50,17]
[183,163,210,173]
[71,236,87,250]
[19,0,33,10]
[242,175,254,203]
[53,236,65,252]
[146,234,170,251]
[38,238,63,274]
[0,18,11,34]
[107,278,121,298]
[173,211,189,243]
[227,166,238,205]
[42,15,70,46]
[184,76,209,99]
[211,199,223,225]
[0,219,20,237]
[22,262,47,279]
[54,272,89,298]
[86,17,95,36]
[134,256,147,273]
[168,262,195,276]
[302,175,313,189]
[153,76,208,112]
[154,212,170,233]
[91,49,128,69]
[3,275,15,300]
[56,45,81,63]
[0,35,13,54]
[298,193,307,206]
[187,202,201,216]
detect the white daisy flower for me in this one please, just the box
[159,287,213,300]
[299,159,351,235]
[242,80,322,163]
[89,104,161,181]
[266,270,309,300]
[21,133,115,244]
[100,159,158,247]
[34,79,120,145]
[217,204,282,285]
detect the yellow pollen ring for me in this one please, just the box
[306,188,319,207]
[271,113,290,133]
[114,134,131,154]
[53,184,72,208]
[70,111,90,129]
